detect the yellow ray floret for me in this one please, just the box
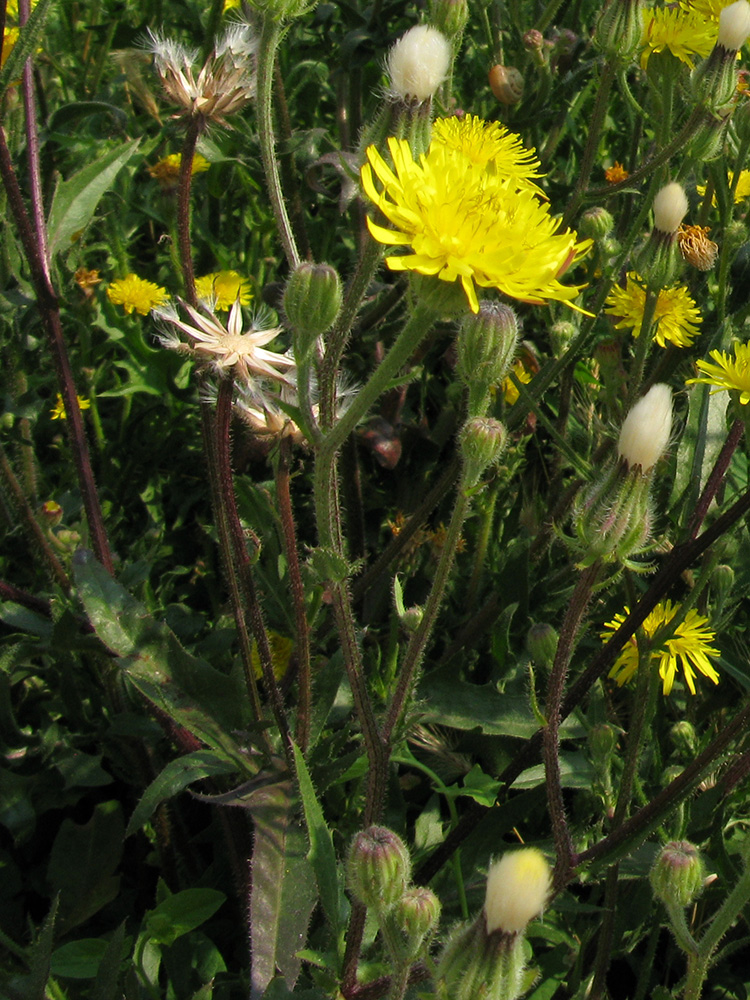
[361,132,591,314]
[687,341,750,403]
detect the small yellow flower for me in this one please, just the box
[640,6,716,69]
[604,272,702,349]
[686,340,750,403]
[148,152,210,189]
[251,631,293,681]
[361,125,591,314]
[681,0,727,22]
[195,270,253,311]
[502,359,532,404]
[605,161,629,184]
[602,600,720,696]
[50,393,91,420]
[107,274,169,315]
[697,169,750,205]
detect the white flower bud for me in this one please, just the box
[387,25,451,102]
[618,383,673,473]
[484,848,550,936]
[718,0,750,50]
[653,183,688,234]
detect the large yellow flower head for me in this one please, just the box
[431,114,544,193]
[697,169,750,205]
[686,340,750,402]
[602,600,720,696]
[604,272,702,348]
[640,6,716,68]
[361,125,591,315]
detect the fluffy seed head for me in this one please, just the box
[653,183,689,234]
[617,383,673,473]
[484,848,551,935]
[718,0,750,50]
[387,25,451,102]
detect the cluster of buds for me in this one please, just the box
[571,384,673,570]
[147,24,257,125]
[347,827,441,964]
[437,849,551,1000]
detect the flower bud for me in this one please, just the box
[595,0,643,64]
[457,302,519,415]
[459,417,508,487]
[670,720,698,758]
[40,500,63,527]
[690,4,750,114]
[618,383,672,474]
[523,29,544,51]
[428,0,469,39]
[489,65,524,104]
[589,723,617,765]
[579,206,615,241]
[347,826,411,911]
[526,623,559,670]
[394,885,441,942]
[549,320,576,357]
[684,109,730,162]
[637,184,688,290]
[651,841,705,909]
[387,25,451,103]
[283,262,342,358]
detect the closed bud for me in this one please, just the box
[549,320,576,357]
[571,459,653,569]
[651,841,705,909]
[284,262,342,358]
[428,0,469,39]
[684,108,730,161]
[523,29,544,51]
[670,720,698,758]
[589,723,617,765]
[394,886,441,942]
[618,384,672,474]
[460,417,508,487]
[40,500,63,527]
[400,605,424,632]
[526,623,559,670]
[458,302,519,414]
[489,65,524,104]
[595,0,643,63]
[579,206,615,241]
[347,826,411,911]
[387,25,452,103]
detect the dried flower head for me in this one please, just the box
[677,224,719,270]
[147,25,257,124]
[605,161,629,184]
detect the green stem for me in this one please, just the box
[177,117,203,307]
[626,287,659,404]
[256,18,300,271]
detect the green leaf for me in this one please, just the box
[248,780,317,1000]
[47,800,124,934]
[291,742,344,961]
[46,139,140,257]
[50,939,109,979]
[511,752,595,790]
[0,601,53,640]
[458,764,501,806]
[26,897,59,1000]
[126,751,239,837]
[91,923,127,1000]
[670,384,728,524]
[0,0,55,98]
[73,551,256,771]
[145,889,226,947]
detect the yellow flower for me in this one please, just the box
[2,26,18,68]
[681,0,726,21]
[361,129,591,315]
[195,270,253,310]
[148,152,210,189]
[602,600,720,696]
[686,340,750,402]
[251,631,293,681]
[697,169,750,205]
[502,359,532,404]
[107,274,168,315]
[50,394,91,420]
[640,6,716,69]
[605,162,629,184]
[431,114,544,193]
[604,272,702,348]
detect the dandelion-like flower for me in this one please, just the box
[154,299,295,384]
[601,600,720,695]
[107,274,168,315]
[195,270,253,310]
[50,394,91,420]
[147,24,257,124]
[605,272,702,348]
[361,128,591,314]
[431,114,544,193]
[148,152,210,189]
[605,161,629,184]
[697,169,750,205]
[686,340,750,402]
[640,6,716,68]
